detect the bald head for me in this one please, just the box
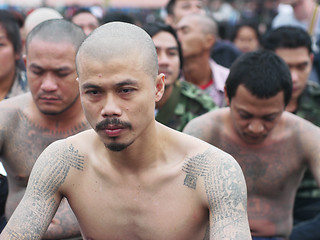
[25,19,86,55]
[181,14,218,37]
[76,22,158,80]
[24,7,63,37]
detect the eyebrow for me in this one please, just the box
[81,79,139,90]
[29,63,72,71]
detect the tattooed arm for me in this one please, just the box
[43,198,80,239]
[0,139,82,240]
[183,147,251,240]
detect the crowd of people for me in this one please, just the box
[0,0,320,239]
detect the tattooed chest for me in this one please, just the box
[217,139,303,195]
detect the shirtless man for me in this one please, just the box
[0,22,251,240]
[183,49,320,239]
[0,19,89,238]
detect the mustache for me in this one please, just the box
[95,118,132,131]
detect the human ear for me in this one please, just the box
[155,73,165,102]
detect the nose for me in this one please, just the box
[248,120,264,134]
[101,94,122,117]
[158,52,170,66]
[291,70,299,83]
[40,74,58,92]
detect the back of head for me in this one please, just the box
[262,26,312,53]
[144,21,184,70]
[226,50,292,106]
[0,9,22,55]
[24,7,63,37]
[182,13,218,37]
[76,22,158,80]
[25,19,86,55]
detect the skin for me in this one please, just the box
[233,26,260,53]
[0,25,251,239]
[0,25,19,101]
[275,47,313,113]
[183,84,320,238]
[71,12,99,36]
[0,38,90,239]
[176,14,215,87]
[166,0,206,27]
[152,31,180,109]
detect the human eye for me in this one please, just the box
[238,111,252,119]
[168,49,179,57]
[297,62,308,71]
[119,88,135,95]
[263,114,277,122]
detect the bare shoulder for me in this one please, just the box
[282,111,320,137]
[183,108,227,141]
[0,93,31,121]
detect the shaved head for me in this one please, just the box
[182,14,218,36]
[76,22,158,80]
[26,19,86,55]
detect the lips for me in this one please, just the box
[104,125,125,137]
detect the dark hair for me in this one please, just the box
[230,20,261,44]
[0,10,22,55]
[101,11,136,25]
[262,26,312,53]
[165,0,176,15]
[144,21,183,70]
[226,50,292,106]
[70,8,100,23]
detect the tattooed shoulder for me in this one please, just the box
[28,140,85,196]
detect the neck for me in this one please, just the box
[156,84,174,109]
[183,55,212,87]
[285,97,299,113]
[107,122,165,173]
[31,95,87,129]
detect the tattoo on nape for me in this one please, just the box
[182,149,212,190]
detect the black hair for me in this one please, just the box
[70,8,100,23]
[0,10,22,55]
[165,0,176,15]
[262,26,312,53]
[230,20,261,44]
[226,50,292,106]
[144,21,183,70]
[101,11,136,25]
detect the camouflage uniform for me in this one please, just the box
[293,81,320,227]
[156,80,217,132]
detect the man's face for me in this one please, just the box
[0,25,19,86]
[27,39,79,115]
[228,85,285,145]
[275,47,313,101]
[152,31,180,87]
[72,12,99,36]
[77,51,164,152]
[176,16,206,58]
[170,0,206,26]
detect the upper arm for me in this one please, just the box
[183,115,210,141]
[205,149,251,239]
[302,121,320,186]
[0,139,82,239]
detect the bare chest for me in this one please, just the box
[2,117,88,186]
[67,171,208,240]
